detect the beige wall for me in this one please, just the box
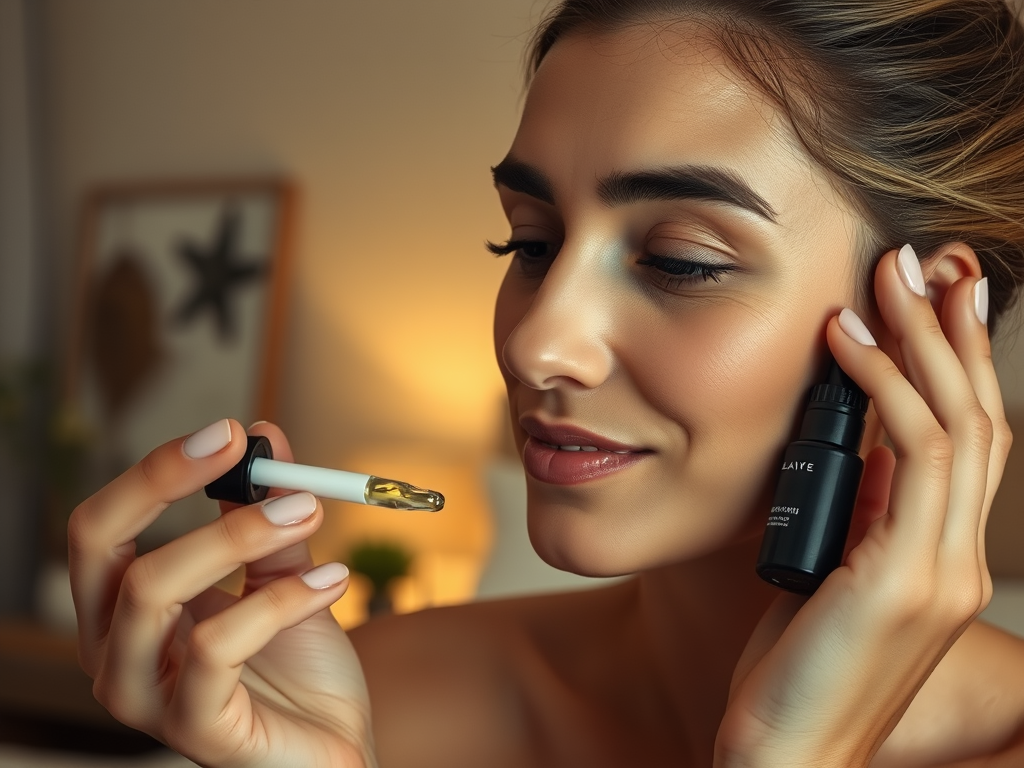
[40,0,544,465]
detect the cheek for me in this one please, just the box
[635,301,819,417]
[628,300,826,505]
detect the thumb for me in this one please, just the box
[843,444,896,563]
[239,421,318,594]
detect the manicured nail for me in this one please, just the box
[300,562,349,589]
[183,419,232,459]
[247,420,268,431]
[897,244,926,297]
[838,308,877,346]
[262,492,317,526]
[974,277,989,325]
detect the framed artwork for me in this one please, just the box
[64,178,296,547]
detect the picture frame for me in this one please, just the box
[63,178,296,548]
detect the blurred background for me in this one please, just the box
[0,1,597,763]
[0,0,1022,764]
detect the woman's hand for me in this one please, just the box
[715,245,1012,767]
[68,419,376,768]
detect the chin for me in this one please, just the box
[523,489,748,577]
[527,519,636,577]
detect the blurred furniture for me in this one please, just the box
[985,408,1024,579]
[0,620,163,756]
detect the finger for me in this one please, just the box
[167,587,240,671]
[932,276,1004,550]
[213,421,296,516]
[876,247,988,453]
[168,563,350,755]
[248,420,295,463]
[843,444,896,563]
[938,277,1008,608]
[186,583,240,625]
[68,418,247,676]
[100,492,323,724]
[240,421,318,593]
[941,278,1006,426]
[876,248,993,544]
[827,312,951,555]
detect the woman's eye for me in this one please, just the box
[485,240,736,288]
[636,253,736,290]
[485,239,558,278]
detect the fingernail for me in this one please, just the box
[897,244,927,297]
[300,562,349,589]
[247,420,268,431]
[262,492,317,526]
[183,419,232,459]
[974,277,989,325]
[838,308,877,346]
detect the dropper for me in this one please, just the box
[205,436,444,511]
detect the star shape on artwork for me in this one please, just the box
[171,206,266,343]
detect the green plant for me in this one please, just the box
[0,358,92,524]
[348,540,413,595]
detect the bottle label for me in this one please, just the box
[767,505,800,527]
[780,460,814,471]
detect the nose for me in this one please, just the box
[499,248,615,391]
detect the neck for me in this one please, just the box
[633,533,780,738]
[638,533,778,632]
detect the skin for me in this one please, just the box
[67,24,1024,768]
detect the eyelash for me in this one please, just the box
[485,239,736,288]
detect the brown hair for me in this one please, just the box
[527,0,1024,337]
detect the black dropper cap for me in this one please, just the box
[204,435,273,505]
[798,358,869,451]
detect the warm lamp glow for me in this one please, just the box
[306,248,509,451]
[410,551,485,606]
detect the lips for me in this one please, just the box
[519,416,651,485]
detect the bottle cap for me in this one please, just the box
[798,357,869,450]
[204,435,273,505]
[810,360,869,414]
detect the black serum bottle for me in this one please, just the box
[756,356,870,594]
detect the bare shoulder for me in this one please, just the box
[874,620,1024,767]
[348,585,632,768]
[349,598,529,768]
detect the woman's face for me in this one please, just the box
[492,25,865,576]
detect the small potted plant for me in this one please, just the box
[348,540,413,617]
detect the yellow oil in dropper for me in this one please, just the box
[364,477,445,511]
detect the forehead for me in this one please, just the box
[514,24,845,229]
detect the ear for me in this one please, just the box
[921,241,983,316]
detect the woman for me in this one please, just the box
[68,1,1024,765]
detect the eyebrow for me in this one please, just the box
[491,155,777,223]
[490,157,555,205]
